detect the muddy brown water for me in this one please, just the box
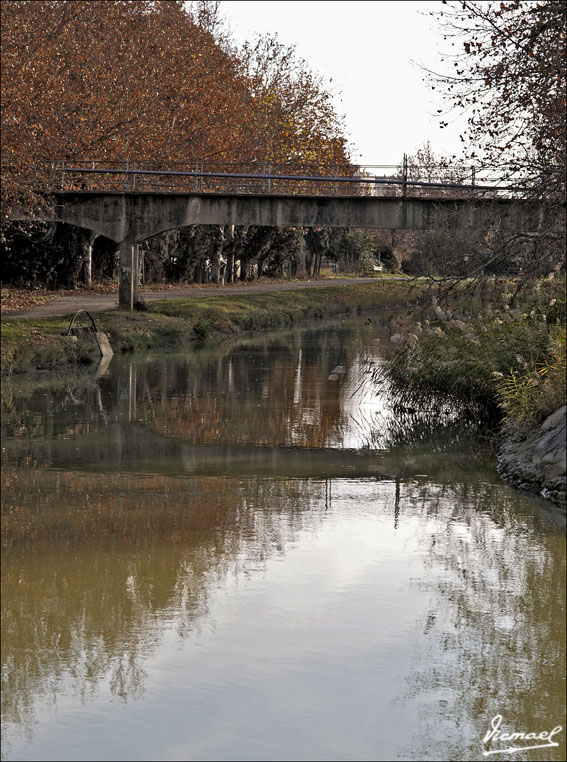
[1,321,565,761]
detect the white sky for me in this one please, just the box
[220,0,467,167]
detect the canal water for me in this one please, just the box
[1,322,565,761]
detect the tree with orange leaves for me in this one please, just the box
[1,1,255,219]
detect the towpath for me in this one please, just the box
[2,277,381,319]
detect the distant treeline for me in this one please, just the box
[1,222,405,289]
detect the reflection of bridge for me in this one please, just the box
[2,420,495,483]
[13,162,565,309]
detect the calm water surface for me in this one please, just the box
[1,322,565,761]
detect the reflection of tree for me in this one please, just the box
[2,323,489,463]
[3,322,565,761]
[1,324,366,452]
[144,326,357,449]
[1,469,323,737]
[397,481,566,762]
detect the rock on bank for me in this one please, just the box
[498,406,566,508]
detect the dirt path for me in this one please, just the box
[2,277,381,319]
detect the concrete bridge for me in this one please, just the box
[14,187,565,309]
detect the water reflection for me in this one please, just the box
[1,323,467,453]
[1,323,565,761]
[398,482,566,762]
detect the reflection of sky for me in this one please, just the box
[340,353,392,450]
[287,344,395,450]
[1,482,435,761]
[3,478,565,762]
[2,329,565,762]
[337,348,462,451]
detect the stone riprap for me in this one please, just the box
[498,405,567,508]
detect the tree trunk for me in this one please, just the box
[297,245,307,278]
[314,251,322,276]
[225,225,235,283]
[226,249,234,283]
[82,232,98,286]
[194,258,206,283]
[211,225,224,284]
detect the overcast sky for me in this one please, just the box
[220,0,467,167]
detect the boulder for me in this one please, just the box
[498,406,566,508]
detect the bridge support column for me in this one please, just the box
[118,241,139,310]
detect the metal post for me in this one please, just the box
[267,163,272,193]
[402,153,408,198]
[194,162,198,192]
[262,163,266,193]
[61,160,65,190]
[125,160,129,191]
[471,166,476,198]
[132,162,137,191]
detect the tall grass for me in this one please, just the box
[378,277,566,427]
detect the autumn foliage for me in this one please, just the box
[1,0,350,220]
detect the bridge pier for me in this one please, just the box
[118,241,139,310]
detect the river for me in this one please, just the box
[1,321,565,761]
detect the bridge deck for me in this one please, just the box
[39,191,563,244]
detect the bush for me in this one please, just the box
[377,245,403,273]
[496,330,566,425]
[382,278,566,424]
[193,318,211,340]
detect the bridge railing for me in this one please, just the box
[47,160,526,198]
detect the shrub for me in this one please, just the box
[193,318,211,340]
[496,330,566,425]
[382,278,566,424]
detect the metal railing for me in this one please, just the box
[47,159,528,199]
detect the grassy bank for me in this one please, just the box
[379,276,566,429]
[1,281,425,378]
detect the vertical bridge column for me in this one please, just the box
[118,241,140,310]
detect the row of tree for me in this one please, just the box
[1,1,564,288]
[1,0,350,221]
[2,0,380,288]
[1,220,399,288]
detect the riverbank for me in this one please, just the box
[498,406,566,507]
[1,280,425,378]
[379,275,566,508]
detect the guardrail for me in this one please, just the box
[47,159,527,199]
